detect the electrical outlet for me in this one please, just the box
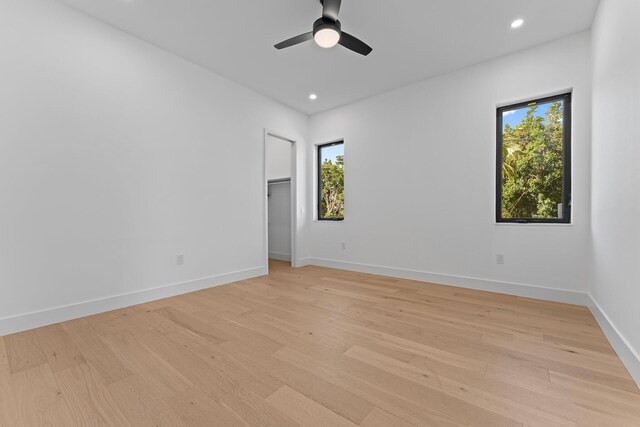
[341,242,347,250]
[496,253,505,265]
[176,254,184,266]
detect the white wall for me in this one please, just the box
[268,182,292,261]
[266,135,292,181]
[0,0,309,334]
[590,0,640,369]
[308,32,592,296]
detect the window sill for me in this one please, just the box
[494,222,573,227]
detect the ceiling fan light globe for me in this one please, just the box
[314,28,340,48]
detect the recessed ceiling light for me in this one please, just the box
[309,93,318,101]
[511,19,524,29]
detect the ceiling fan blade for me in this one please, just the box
[321,0,342,21]
[274,32,313,49]
[338,31,372,56]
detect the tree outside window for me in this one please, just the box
[318,142,344,220]
[497,93,571,223]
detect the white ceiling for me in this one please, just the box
[57,0,600,114]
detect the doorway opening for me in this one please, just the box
[264,132,297,272]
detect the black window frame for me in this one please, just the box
[496,92,572,224]
[317,140,345,222]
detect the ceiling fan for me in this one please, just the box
[274,0,372,56]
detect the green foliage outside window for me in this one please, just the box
[501,101,565,219]
[320,154,344,219]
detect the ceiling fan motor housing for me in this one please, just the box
[313,17,342,37]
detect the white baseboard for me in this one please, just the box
[300,257,640,388]
[3,257,639,389]
[269,252,291,262]
[587,295,640,388]
[296,257,312,267]
[304,257,588,305]
[0,266,267,337]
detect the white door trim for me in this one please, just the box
[263,129,298,273]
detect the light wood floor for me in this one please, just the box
[1,260,639,426]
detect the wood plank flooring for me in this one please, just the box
[1,260,639,426]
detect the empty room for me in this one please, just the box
[1,0,639,425]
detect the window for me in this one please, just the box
[317,141,344,221]
[496,93,572,223]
